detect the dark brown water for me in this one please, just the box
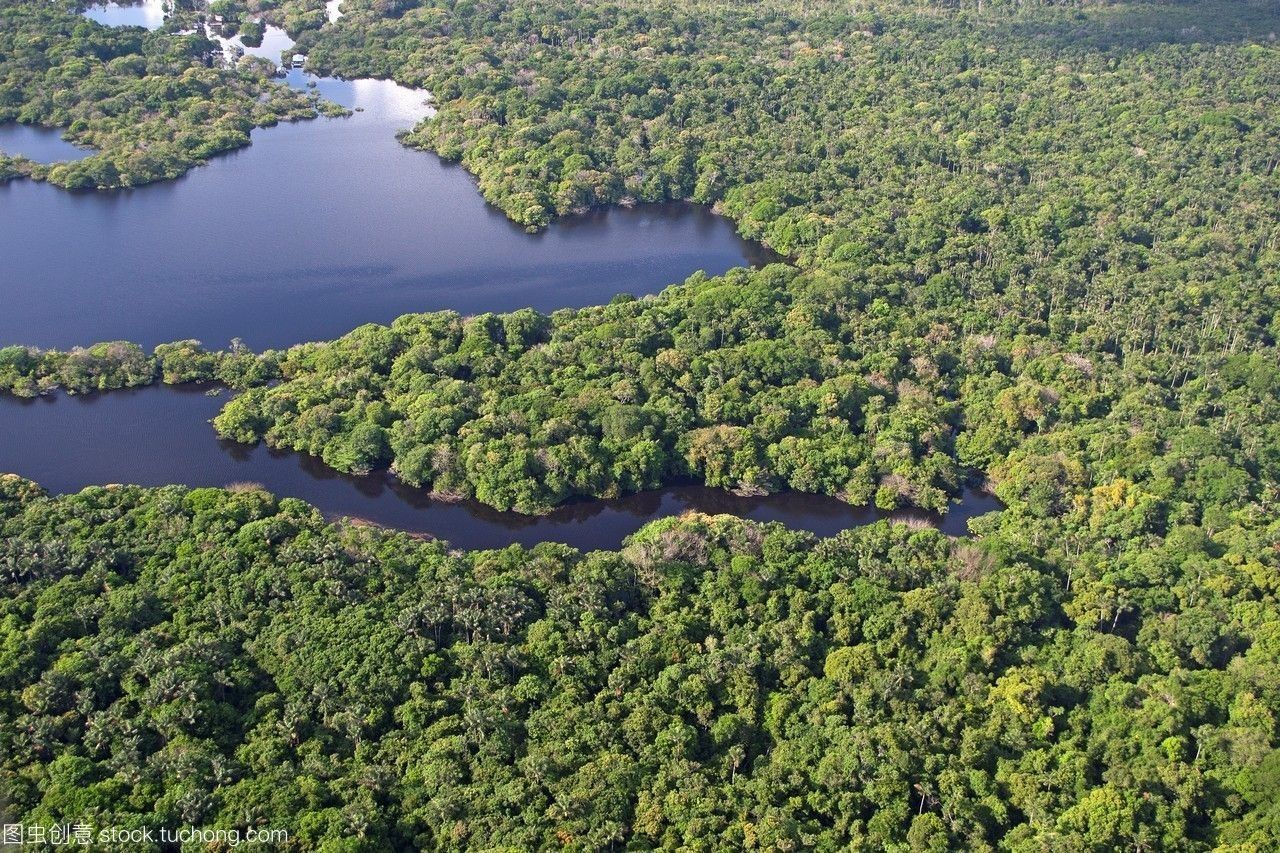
[0,386,1001,550]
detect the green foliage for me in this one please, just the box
[0,340,279,396]
[3,0,1280,844]
[0,481,1275,848]
[237,17,266,46]
[300,0,1280,268]
[107,0,1270,518]
[187,266,974,513]
[0,1,338,190]
[0,341,154,395]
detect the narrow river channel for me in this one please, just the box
[0,3,1000,548]
[0,386,1001,550]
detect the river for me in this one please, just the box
[0,4,999,547]
[1,10,766,351]
[0,386,1001,550]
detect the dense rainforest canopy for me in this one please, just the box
[2,477,1278,849]
[2,0,1279,849]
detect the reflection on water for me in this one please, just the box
[0,386,1001,551]
[82,0,167,29]
[0,65,760,350]
[291,70,435,122]
[0,124,97,164]
[211,23,298,66]
[83,0,294,65]
[14,11,763,353]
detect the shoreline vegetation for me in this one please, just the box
[4,0,1269,519]
[0,1,346,191]
[4,249,1277,527]
[0,282,994,516]
[2,1,1279,846]
[2,474,1277,848]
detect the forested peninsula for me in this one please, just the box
[0,1,341,189]
[5,260,1277,523]
[2,0,1279,849]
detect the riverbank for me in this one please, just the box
[0,1,328,190]
[0,384,1000,550]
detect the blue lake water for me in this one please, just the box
[0,124,97,164]
[0,70,767,350]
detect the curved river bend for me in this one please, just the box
[1,8,999,548]
[1,64,766,350]
[0,387,999,551]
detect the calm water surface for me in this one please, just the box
[213,23,298,65]
[1,69,764,350]
[0,125,97,164]
[0,386,1000,550]
[82,0,167,29]
[5,8,833,546]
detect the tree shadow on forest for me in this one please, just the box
[988,0,1280,52]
